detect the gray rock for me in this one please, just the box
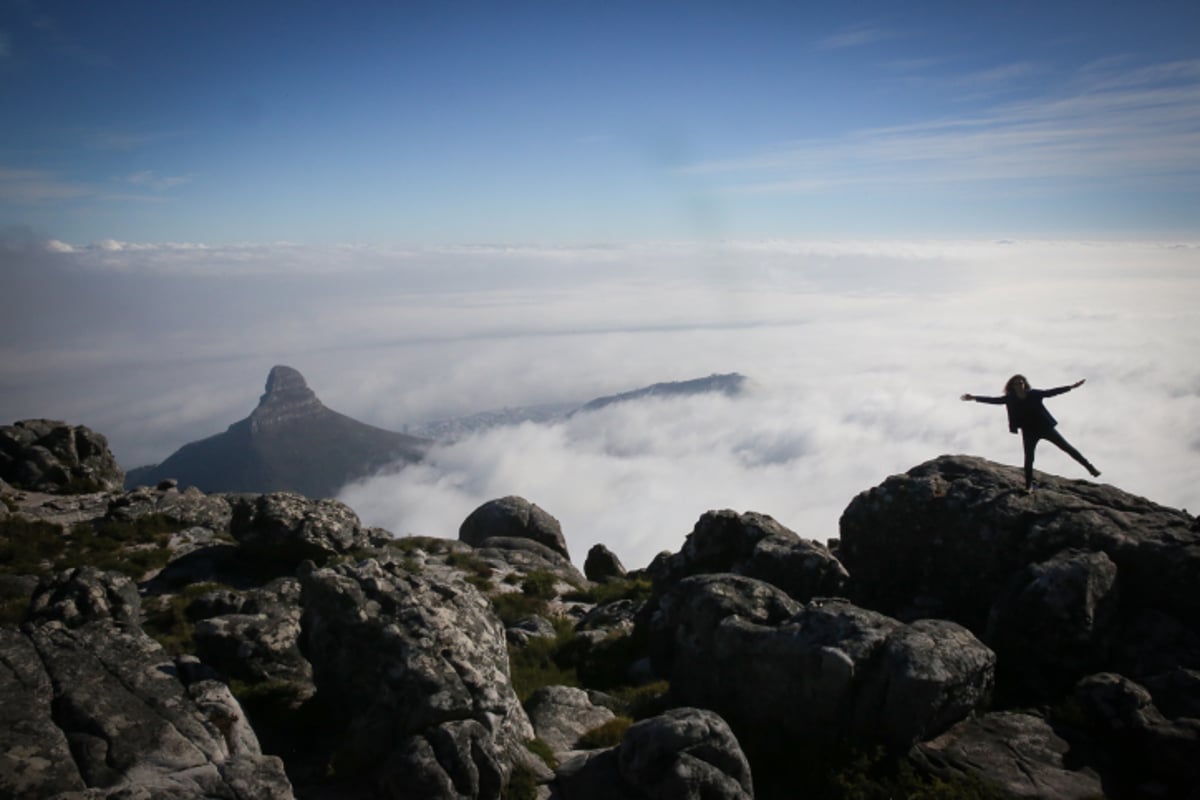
[229,491,369,564]
[107,483,233,532]
[651,509,848,602]
[0,626,84,797]
[912,711,1103,799]
[576,598,640,636]
[649,574,995,750]
[475,535,585,584]
[838,455,1200,634]
[1072,672,1200,798]
[6,566,293,799]
[507,614,558,646]
[26,566,142,630]
[382,719,507,800]
[584,544,626,582]
[298,557,536,796]
[986,548,1120,703]
[554,707,753,800]
[460,496,571,562]
[526,685,617,754]
[191,578,314,694]
[0,419,124,493]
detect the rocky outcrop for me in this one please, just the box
[1,566,293,799]
[126,365,429,498]
[553,707,754,800]
[986,548,1120,703]
[108,481,233,532]
[648,574,995,750]
[297,555,546,797]
[229,491,375,566]
[584,543,626,582]
[912,711,1103,799]
[460,495,571,561]
[839,455,1199,630]
[526,685,617,755]
[0,419,124,492]
[1068,672,1200,799]
[7,422,1200,799]
[190,578,313,695]
[649,510,848,603]
[839,455,1200,707]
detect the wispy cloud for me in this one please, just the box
[684,58,1200,194]
[126,170,192,191]
[816,24,895,51]
[0,167,92,203]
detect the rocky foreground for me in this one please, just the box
[2,421,1199,799]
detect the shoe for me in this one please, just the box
[1087,465,1101,478]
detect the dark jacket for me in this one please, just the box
[973,385,1073,434]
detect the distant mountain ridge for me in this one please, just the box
[128,369,748,496]
[407,372,748,441]
[575,372,747,414]
[126,366,429,497]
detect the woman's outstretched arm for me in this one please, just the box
[962,393,1006,404]
[1043,378,1086,398]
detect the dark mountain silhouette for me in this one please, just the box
[125,366,429,497]
[574,372,747,414]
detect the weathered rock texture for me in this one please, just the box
[229,491,374,565]
[0,419,124,492]
[649,509,848,603]
[0,567,293,799]
[526,685,617,755]
[297,556,544,797]
[648,573,995,750]
[912,711,1104,799]
[554,707,754,800]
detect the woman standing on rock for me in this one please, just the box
[961,374,1100,492]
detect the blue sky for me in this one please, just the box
[2,0,1198,244]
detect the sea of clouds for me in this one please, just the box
[2,231,1197,568]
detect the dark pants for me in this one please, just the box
[1021,426,1094,488]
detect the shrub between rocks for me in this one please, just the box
[0,512,181,581]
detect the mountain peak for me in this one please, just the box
[127,365,429,497]
[261,365,316,405]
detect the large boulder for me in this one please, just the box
[460,495,571,562]
[297,555,545,797]
[2,566,293,799]
[526,685,617,755]
[838,455,1200,632]
[1069,672,1200,799]
[839,455,1200,711]
[649,510,848,603]
[912,711,1104,799]
[553,707,754,800]
[648,574,995,751]
[229,491,372,565]
[584,543,626,582]
[986,548,1121,703]
[0,419,125,493]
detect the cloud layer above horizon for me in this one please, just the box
[2,232,1197,568]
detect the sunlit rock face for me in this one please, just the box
[126,365,430,498]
